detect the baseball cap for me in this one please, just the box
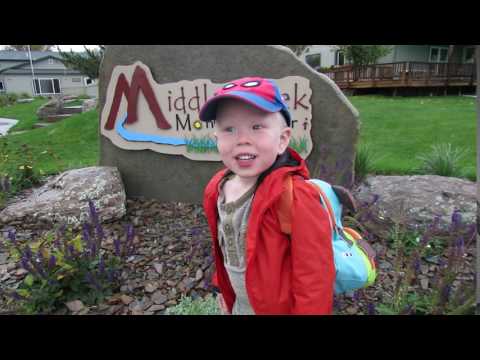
[199,77,292,127]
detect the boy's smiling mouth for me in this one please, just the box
[235,153,257,160]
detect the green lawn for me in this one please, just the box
[348,95,477,178]
[0,109,99,176]
[0,98,50,132]
[0,95,477,184]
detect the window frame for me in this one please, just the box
[32,77,62,95]
[429,46,449,63]
[0,80,5,92]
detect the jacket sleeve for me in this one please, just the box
[290,181,335,315]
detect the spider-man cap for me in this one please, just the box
[199,77,291,127]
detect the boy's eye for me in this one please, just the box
[252,124,263,130]
[223,127,234,133]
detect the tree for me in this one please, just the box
[57,45,105,80]
[337,45,392,66]
[4,45,55,51]
[284,45,310,56]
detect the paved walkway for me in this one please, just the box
[0,118,18,136]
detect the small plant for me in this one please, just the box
[355,143,380,184]
[416,143,468,178]
[289,136,309,154]
[185,136,218,154]
[19,92,31,99]
[376,210,476,315]
[165,294,221,315]
[2,200,135,314]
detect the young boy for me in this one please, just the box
[199,77,335,315]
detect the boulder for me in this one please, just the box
[0,167,126,229]
[36,97,64,119]
[354,175,476,232]
[82,98,97,113]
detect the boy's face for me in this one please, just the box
[214,100,292,183]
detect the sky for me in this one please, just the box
[0,45,99,52]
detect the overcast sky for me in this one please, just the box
[0,45,99,52]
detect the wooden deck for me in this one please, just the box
[322,62,477,90]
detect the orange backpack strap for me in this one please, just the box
[311,184,337,230]
[277,175,294,235]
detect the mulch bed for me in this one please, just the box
[0,191,476,315]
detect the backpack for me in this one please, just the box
[277,175,377,294]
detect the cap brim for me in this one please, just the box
[199,91,284,123]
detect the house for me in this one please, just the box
[301,45,476,69]
[300,45,345,70]
[0,50,98,97]
[301,45,476,94]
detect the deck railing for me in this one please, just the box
[322,62,477,88]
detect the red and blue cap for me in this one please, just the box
[199,77,292,126]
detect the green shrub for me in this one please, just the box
[416,143,468,177]
[2,201,135,314]
[166,294,221,315]
[19,92,31,99]
[355,143,380,183]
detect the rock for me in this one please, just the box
[195,269,203,281]
[129,300,144,312]
[120,295,134,305]
[144,282,159,293]
[151,291,167,305]
[99,45,357,203]
[0,167,126,229]
[354,175,476,232]
[153,262,164,274]
[66,300,85,313]
[146,304,165,312]
[0,253,8,265]
[420,278,429,290]
[82,98,97,113]
[15,268,28,276]
[166,280,177,287]
[37,97,64,119]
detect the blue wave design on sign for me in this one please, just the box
[115,114,186,146]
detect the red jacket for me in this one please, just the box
[203,148,335,315]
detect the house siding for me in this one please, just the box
[2,74,98,97]
[301,45,339,68]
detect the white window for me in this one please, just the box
[463,47,475,63]
[33,78,61,95]
[48,58,54,65]
[84,77,93,86]
[0,80,5,92]
[305,53,322,70]
[429,46,449,63]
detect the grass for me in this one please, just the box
[0,109,99,177]
[348,95,477,179]
[0,98,50,132]
[0,95,477,183]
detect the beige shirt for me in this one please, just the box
[217,173,257,315]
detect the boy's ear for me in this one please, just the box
[278,126,292,154]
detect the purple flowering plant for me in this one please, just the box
[1,200,135,314]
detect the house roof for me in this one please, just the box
[0,51,83,75]
[0,50,63,61]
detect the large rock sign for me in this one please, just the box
[99,45,359,203]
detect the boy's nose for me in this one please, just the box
[236,129,252,144]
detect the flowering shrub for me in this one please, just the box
[2,200,134,314]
